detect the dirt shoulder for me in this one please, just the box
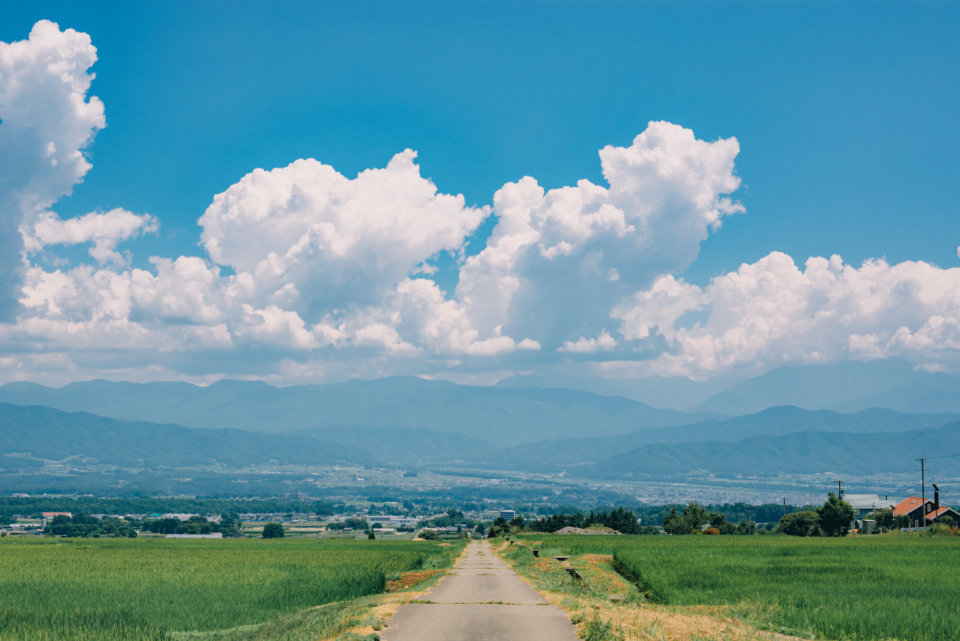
[492,539,806,641]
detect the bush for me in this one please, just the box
[776,511,820,536]
[418,530,440,540]
[262,523,285,539]
[927,523,959,537]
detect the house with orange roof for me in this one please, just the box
[893,485,959,527]
[926,505,960,523]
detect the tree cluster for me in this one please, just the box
[661,502,757,535]
[776,493,854,537]
[139,512,241,536]
[419,509,477,529]
[44,513,137,538]
[509,508,646,535]
[633,502,796,526]
[326,517,369,531]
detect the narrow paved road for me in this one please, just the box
[382,540,579,641]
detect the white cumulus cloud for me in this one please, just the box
[620,253,960,377]
[455,122,744,349]
[25,208,158,265]
[0,20,106,319]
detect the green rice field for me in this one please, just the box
[0,537,462,641]
[525,534,960,641]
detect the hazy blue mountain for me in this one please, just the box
[0,377,722,447]
[475,406,960,470]
[583,422,960,478]
[284,425,493,462]
[494,372,743,410]
[693,360,928,415]
[0,403,372,468]
[0,454,44,472]
[822,373,960,414]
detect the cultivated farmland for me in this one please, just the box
[517,534,960,641]
[0,537,462,640]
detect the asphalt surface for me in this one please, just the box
[382,540,580,641]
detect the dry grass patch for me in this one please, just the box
[386,570,442,592]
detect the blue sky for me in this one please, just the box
[6,2,959,284]
[2,2,960,388]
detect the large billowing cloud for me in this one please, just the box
[456,122,744,349]
[2,21,959,386]
[0,20,108,319]
[614,253,960,378]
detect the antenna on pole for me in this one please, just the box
[835,480,843,499]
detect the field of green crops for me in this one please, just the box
[526,534,960,641]
[0,537,462,641]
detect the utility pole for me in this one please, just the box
[782,497,787,518]
[834,479,843,499]
[916,458,926,525]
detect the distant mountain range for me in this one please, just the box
[2,398,958,480]
[690,360,940,415]
[582,421,960,478]
[497,359,960,416]
[472,406,960,471]
[0,377,721,447]
[283,426,493,463]
[0,403,371,469]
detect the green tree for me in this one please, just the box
[262,522,285,539]
[509,515,525,530]
[893,514,911,529]
[776,510,820,536]
[683,502,708,531]
[817,492,854,537]
[367,530,376,540]
[867,509,894,530]
[597,507,640,534]
[736,519,757,535]
[662,507,686,535]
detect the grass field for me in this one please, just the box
[517,534,960,641]
[0,537,462,640]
